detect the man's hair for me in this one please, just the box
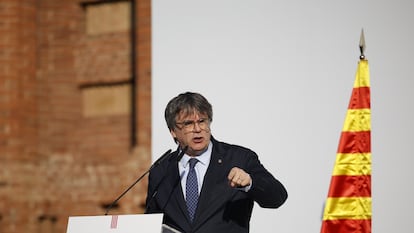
[165,92,213,130]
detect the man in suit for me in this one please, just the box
[145,92,288,233]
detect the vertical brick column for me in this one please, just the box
[136,0,152,147]
[0,0,38,159]
[0,0,38,232]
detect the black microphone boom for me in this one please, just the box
[104,149,172,215]
[145,146,188,213]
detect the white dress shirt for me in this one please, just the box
[178,142,212,199]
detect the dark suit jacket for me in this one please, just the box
[145,137,288,233]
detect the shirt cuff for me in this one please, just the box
[237,181,252,192]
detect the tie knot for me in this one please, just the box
[189,158,198,169]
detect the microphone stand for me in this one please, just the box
[104,149,172,215]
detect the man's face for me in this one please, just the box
[170,111,211,157]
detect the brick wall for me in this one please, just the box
[0,0,152,232]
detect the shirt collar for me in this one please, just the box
[181,141,212,168]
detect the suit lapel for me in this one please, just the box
[192,140,236,229]
[158,152,192,230]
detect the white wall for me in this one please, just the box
[152,1,414,232]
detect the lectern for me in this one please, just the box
[66,214,180,233]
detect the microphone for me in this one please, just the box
[145,146,188,213]
[176,145,188,162]
[150,149,174,169]
[104,149,172,215]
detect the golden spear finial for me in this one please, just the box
[359,29,366,60]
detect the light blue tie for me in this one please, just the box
[186,158,199,222]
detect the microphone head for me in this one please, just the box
[176,145,188,162]
[151,149,173,169]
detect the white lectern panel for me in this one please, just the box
[66,214,163,233]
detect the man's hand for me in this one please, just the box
[228,167,251,188]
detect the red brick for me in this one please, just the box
[0,0,152,232]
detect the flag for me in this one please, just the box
[320,59,371,233]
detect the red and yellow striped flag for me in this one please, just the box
[320,59,371,233]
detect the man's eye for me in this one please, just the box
[183,121,193,126]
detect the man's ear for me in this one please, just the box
[170,129,177,140]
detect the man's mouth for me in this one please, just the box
[192,136,203,143]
